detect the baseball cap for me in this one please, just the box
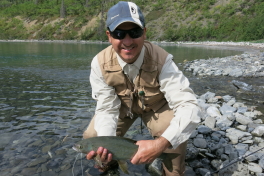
[106,1,145,32]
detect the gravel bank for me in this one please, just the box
[184,52,264,77]
[185,92,264,176]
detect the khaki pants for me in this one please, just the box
[83,103,187,176]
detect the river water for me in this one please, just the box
[0,41,263,176]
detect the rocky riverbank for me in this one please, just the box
[181,44,264,175]
[185,92,264,176]
[184,52,264,77]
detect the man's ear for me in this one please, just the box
[143,28,147,40]
[106,30,112,43]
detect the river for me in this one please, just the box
[0,41,263,176]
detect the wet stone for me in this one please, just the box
[193,138,207,149]
[27,157,48,167]
[197,125,212,134]
[248,163,263,173]
[40,171,57,176]
[21,167,38,175]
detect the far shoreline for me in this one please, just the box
[1,39,264,48]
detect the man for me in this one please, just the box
[83,1,201,176]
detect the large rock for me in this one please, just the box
[220,103,237,116]
[204,116,216,129]
[216,116,233,129]
[248,163,263,173]
[229,68,243,77]
[235,113,253,125]
[226,128,251,144]
[251,126,264,137]
[193,138,207,149]
[206,106,222,118]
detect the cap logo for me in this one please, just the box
[111,14,119,20]
[131,7,136,14]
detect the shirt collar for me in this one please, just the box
[117,46,145,70]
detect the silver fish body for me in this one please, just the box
[73,136,176,174]
[73,136,138,160]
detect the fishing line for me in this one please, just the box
[72,153,80,176]
[80,153,84,176]
[205,146,264,176]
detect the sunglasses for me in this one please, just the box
[108,27,144,40]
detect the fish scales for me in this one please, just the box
[80,136,138,160]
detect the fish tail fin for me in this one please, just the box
[159,153,180,172]
[117,160,129,174]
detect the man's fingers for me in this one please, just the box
[86,147,112,163]
[130,141,142,164]
[107,153,113,163]
[101,148,108,162]
[96,147,104,155]
[86,147,104,160]
[131,154,139,165]
[86,151,96,160]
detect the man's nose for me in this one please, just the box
[122,33,133,45]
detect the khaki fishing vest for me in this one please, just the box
[97,41,169,116]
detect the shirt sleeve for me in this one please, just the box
[159,54,201,149]
[90,55,121,136]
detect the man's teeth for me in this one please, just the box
[124,47,134,51]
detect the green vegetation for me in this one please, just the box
[0,0,263,42]
[0,17,29,39]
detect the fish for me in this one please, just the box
[72,136,178,174]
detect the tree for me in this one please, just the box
[99,0,105,39]
[85,0,89,8]
[60,0,67,18]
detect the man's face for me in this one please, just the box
[106,22,146,64]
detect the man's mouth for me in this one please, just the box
[123,46,135,51]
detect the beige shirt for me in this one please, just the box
[89,46,201,149]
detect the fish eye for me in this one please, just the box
[79,145,83,149]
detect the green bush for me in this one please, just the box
[0,18,28,39]
[63,30,77,40]
[145,9,166,22]
[36,24,56,39]
[80,28,96,40]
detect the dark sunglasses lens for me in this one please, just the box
[129,28,143,38]
[110,27,143,39]
[111,30,126,39]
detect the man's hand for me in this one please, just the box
[130,137,171,164]
[86,147,113,172]
[86,147,112,162]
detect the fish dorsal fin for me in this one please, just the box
[117,160,129,174]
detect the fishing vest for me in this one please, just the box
[97,41,169,116]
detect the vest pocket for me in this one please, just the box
[105,70,126,87]
[140,65,159,87]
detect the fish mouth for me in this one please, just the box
[72,144,81,152]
